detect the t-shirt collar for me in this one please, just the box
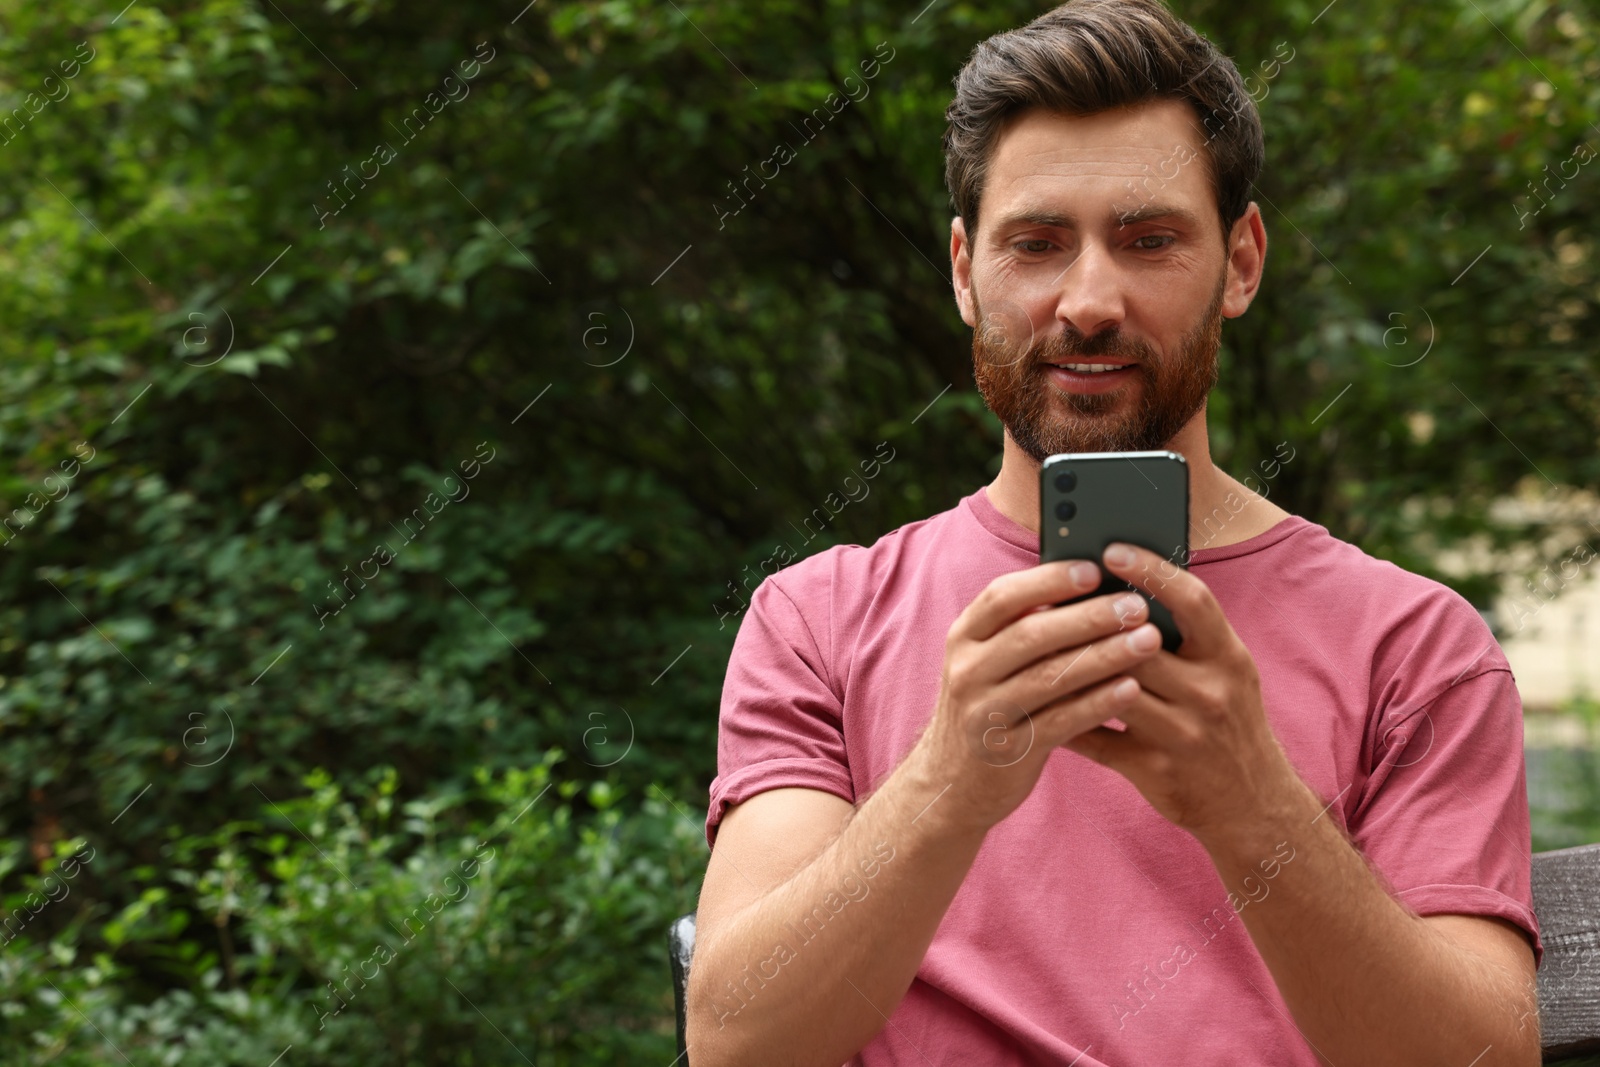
[962,483,1311,565]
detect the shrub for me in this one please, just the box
[2,755,707,1066]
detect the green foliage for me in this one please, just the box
[2,758,704,1063]
[0,0,1597,1059]
[1530,697,1600,852]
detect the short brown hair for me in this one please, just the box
[943,0,1263,240]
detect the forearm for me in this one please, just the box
[686,743,986,1067]
[1199,768,1538,1067]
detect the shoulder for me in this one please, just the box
[1244,520,1508,693]
[1275,522,1485,619]
[745,495,973,660]
[765,497,966,615]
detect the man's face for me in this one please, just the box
[954,100,1239,462]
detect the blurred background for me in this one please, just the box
[1,0,1597,1062]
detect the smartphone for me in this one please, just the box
[1039,451,1189,652]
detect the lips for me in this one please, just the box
[1045,361,1135,374]
[1042,360,1139,395]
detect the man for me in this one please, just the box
[687,1,1543,1064]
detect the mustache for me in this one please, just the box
[1028,328,1155,365]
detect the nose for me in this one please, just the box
[1051,240,1126,340]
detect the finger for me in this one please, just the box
[991,617,1165,719]
[1121,649,1254,752]
[955,559,1104,643]
[974,589,1150,687]
[1030,672,1144,751]
[1061,719,1143,769]
[1122,648,1189,700]
[1101,542,1229,660]
[1096,667,1187,745]
[1055,683,1175,766]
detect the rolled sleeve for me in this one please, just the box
[706,575,853,848]
[1350,668,1542,967]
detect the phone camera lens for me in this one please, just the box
[1054,471,1076,492]
[1055,500,1076,521]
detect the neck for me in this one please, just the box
[984,406,1293,550]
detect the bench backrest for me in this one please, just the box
[1533,841,1600,1058]
[670,842,1600,1063]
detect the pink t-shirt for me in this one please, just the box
[707,485,1542,1066]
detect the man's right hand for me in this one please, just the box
[914,558,1164,833]
[688,560,1164,1066]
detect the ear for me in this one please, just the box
[1222,203,1266,319]
[951,216,978,328]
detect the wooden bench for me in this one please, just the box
[668,842,1600,1064]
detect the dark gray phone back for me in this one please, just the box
[1039,450,1189,652]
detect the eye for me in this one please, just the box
[1015,238,1053,254]
[1132,234,1174,251]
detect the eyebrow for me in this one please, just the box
[1114,204,1206,230]
[988,203,1206,236]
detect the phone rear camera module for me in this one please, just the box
[1054,471,1077,493]
[1055,500,1077,521]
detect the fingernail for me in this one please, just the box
[1113,594,1145,620]
[1105,544,1135,568]
[1126,624,1160,652]
[1113,677,1139,701]
[1069,561,1099,588]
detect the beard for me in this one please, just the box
[970,272,1226,463]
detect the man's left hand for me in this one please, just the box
[1061,541,1305,841]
